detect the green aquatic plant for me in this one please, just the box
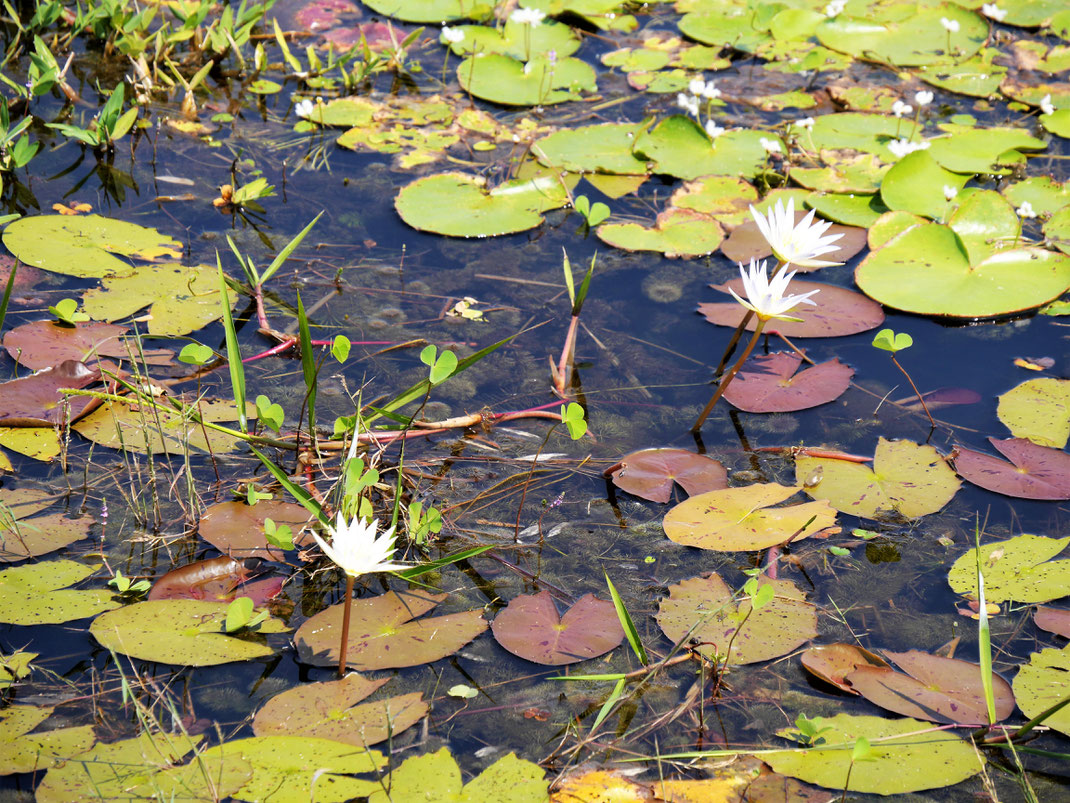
[871,327,935,428]
[551,250,596,398]
[46,83,137,152]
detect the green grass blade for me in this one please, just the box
[260,211,322,285]
[572,252,596,316]
[216,254,247,433]
[397,544,494,579]
[248,445,328,526]
[590,677,626,732]
[974,522,996,726]
[296,292,317,436]
[0,259,17,333]
[605,570,647,665]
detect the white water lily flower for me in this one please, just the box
[705,120,725,138]
[1040,94,1055,116]
[312,513,408,578]
[701,82,721,100]
[759,137,782,154]
[1017,200,1037,219]
[689,78,706,96]
[892,100,912,118]
[793,117,815,129]
[887,138,931,159]
[981,3,1007,21]
[940,17,960,33]
[441,25,465,44]
[676,92,700,117]
[943,185,958,201]
[728,259,820,322]
[750,198,844,268]
[294,99,314,119]
[824,0,846,17]
[915,90,934,106]
[510,6,547,25]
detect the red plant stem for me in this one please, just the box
[338,574,354,678]
[713,260,787,376]
[553,314,581,396]
[242,338,398,363]
[693,318,767,431]
[253,283,271,330]
[890,354,935,428]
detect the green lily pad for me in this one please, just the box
[0,705,95,775]
[1045,205,1070,256]
[948,534,1070,604]
[366,747,548,803]
[0,559,119,625]
[656,573,818,665]
[633,117,772,180]
[253,674,427,747]
[90,599,289,666]
[1,509,94,562]
[306,96,376,127]
[996,378,1070,448]
[791,152,889,194]
[73,398,252,456]
[879,150,970,220]
[491,591,623,665]
[795,438,960,520]
[81,263,237,337]
[805,192,888,227]
[1042,109,1070,139]
[2,214,181,278]
[855,222,1070,318]
[947,190,1021,264]
[294,589,488,670]
[669,176,758,225]
[918,49,1007,97]
[1012,647,1070,739]
[0,649,36,690]
[679,7,769,53]
[359,0,486,22]
[0,426,61,463]
[808,112,913,162]
[596,208,723,257]
[663,483,836,552]
[602,46,672,72]
[35,732,250,803]
[816,6,986,67]
[532,123,648,175]
[1003,177,1070,218]
[927,125,1046,174]
[764,714,982,794]
[998,0,1068,27]
[395,172,568,237]
[457,54,595,106]
[448,18,579,60]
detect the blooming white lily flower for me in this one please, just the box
[441,25,465,44]
[312,513,408,578]
[689,78,706,96]
[510,7,547,25]
[759,137,782,154]
[728,259,820,322]
[793,117,815,130]
[749,198,844,268]
[1040,94,1055,116]
[915,90,934,106]
[943,185,958,201]
[887,138,931,159]
[676,92,700,117]
[981,3,1006,21]
[940,17,960,33]
[824,0,846,17]
[1017,200,1037,219]
[892,100,912,118]
[705,120,726,139]
[294,99,314,119]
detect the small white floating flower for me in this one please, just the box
[793,117,815,129]
[759,137,782,154]
[440,25,465,44]
[824,0,846,18]
[312,514,408,579]
[689,78,705,96]
[887,138,931,159]
[750,198,845,269]
[676,92,700,117]
[915,90,934,106]
[943,185,958,201]
[892,100,912,118]
[1017,200,1037,219]
[940,17,960,33]
[510,6,547,25]
[705,120,725,139]
[1040,94,1055,116]
[981,3,1007,22]
[729,258,820,322]
[294,99,314,119]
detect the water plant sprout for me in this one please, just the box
[871,328,935,429]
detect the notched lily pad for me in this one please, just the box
[199,500,314,560]
[607,448,727,503]
[1012,647,1070,738]
[722,353,853,413]
[0,705,95,775]
[3,320,172,371]
[948,534,1070,604]
[800,643,890,694]
[0,360,101,427]
[996,378,1070,449]
[365,747,547,803]
[73,398,252,456]
[491,591,623,665]
[0,559,119,625]
[954,437,1070,500]
[596,208,723,257]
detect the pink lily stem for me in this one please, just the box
[713,260,786,376]
[890,354,936,428]
[554,314,581,396]
[242,338,407,363]
[338,574,354,678]
[253,283,271,331]
[693,318,767,431]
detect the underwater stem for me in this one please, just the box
[890,354,935,428]
[692,319,767,431]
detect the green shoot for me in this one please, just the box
[297,292,318,438]
[263,517,294,550]
[332,335,351,363]
[573,195,610,229]
[255,395,284,433]
[561,402,587,440]
[872,327,934,428]
[48,298,88,327]
[974,520,997,727]
[108,570,150,597]
[217,254,247,433]
[420,345,458,385]
[0,261,16,334]
[178,341,214,366]
[605,571,647,664]
[223,597,268,633]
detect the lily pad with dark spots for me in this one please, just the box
[0,361,101,427]
[198,500,315,560]
[0,510,94,563]
[722,353,853,413]
[607,448,727,503]
[3,320,172,371]
[800,643,890,694]
[954,437,1070,500]
[491,591,623,666]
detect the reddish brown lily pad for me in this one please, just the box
[253,674,427,747]
[721,212,867,271]
[0,361,101,426]
[3,320,172,371]
[1034,606,1070,639]
[894,387,982,412]
[323,23,398,51]
[800,643,891,694]
[607,448,728,503]
[954,437,1070,500]
[198,500,315,560]
[722,353,854,413]
[491,591,624,666]
[846,650,1015,726]
[295,590,488,670]
[148,556,283,605]
[296,0,358,30]
[699,278,884,338]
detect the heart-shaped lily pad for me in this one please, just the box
[1012,647,1070,738]
[878,150,970,220]
[954,437,1070,500]
[364,748,547,803]
[607,448,727,503]
[253,674,427,747]
[395,172,568,237]
[633,117,772,180]
[90,599,288,666]
[948,534,1069,604]
[816,6,986,67]
[0,705,95,775]
[198,500,314,560]
[800,643,890,694]
[596,208,723,257]
[656,573,817,665]
[73,398,251,456]
[295,589,487,670]
[669,176,759,226]
[795,438,960,520]
[359,0,483,22]
[148,557,282,605]
[699,278,885,338]
[3,320,172,371]
[0,559,119,625]
[927,125,1045,175]
[447,18,580,60]
[1,509,94,563]
[0,360,101,427]
[722,353,854,413]
[996,378,1070,449]
[663,483,836,552]
[533,122,649,175]
[457,54,596,106]
[491,591,623,665]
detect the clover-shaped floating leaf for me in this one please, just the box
[90,599,288,666]
[700,277,884,338]
[633,117,772,180]
[458,54,596,106]
[365,747,547,803]
[1012,647,1070,739]
[722,353,854,413]
[656,573,817,665]
[0,360,101,427]
[796,438,960,520]
[2,214,181,278]
[34,731,251,803]
[816,6,986,67]
[855,221,1070,318]
[73,398,251,456]
[0,705,95,775]
[0,560,119,625]
[719,209,866,270]
[596,208,723,257]
[997,377,1070,449]
[845,650,1015,726]
[491,591,623,665]
[607,448,727,503]
[764,714,982,795]
[533,123,649,175]
[253,674,427,748]
[954,437,1070,500]
[3,320,172,371]
[1035,606,1070,639]
[871,328,912,352]
[395,172,568,237]
[295,589,487,670]
[664,483,836,552]
[948,534,1070,604]
[199,500,314,560]
[800,643,891,694]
